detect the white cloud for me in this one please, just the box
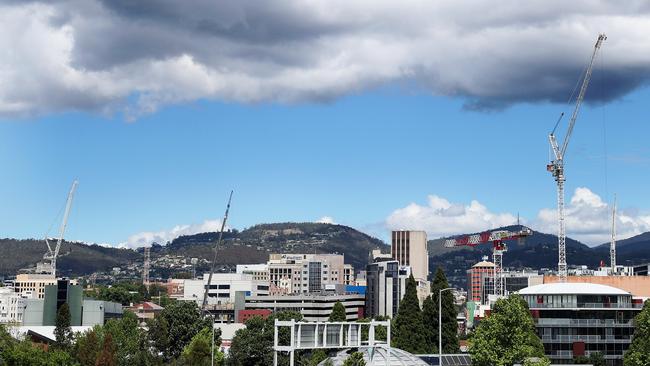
[386,195,517,238]
[2,1,650,118]
[387,189,650,246]
[122,218,225,249]
[317,216,336,224]
[535,187,650,245]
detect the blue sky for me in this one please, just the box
[1,1,649,247]
[1,85,648,246]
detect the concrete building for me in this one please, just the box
[343,264,355,285]
[391,230,429,282]
[467,260,495,305]
[236,264,269,282]
[0,287,25,324]
[22,280,122,326]
[245,293,365,322]
[13,273,58,299]
[365,260,402,318]
[520,283,642,365]
[502,270,544,295]
[267,253,346,294]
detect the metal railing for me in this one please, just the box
[536,318,633,327]
[530,302,641,309]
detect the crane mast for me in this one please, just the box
[547,34,606,282]
[201,191,234,314]
[43,180,78,277]
[610,195,617,275]
[444,227,532,297]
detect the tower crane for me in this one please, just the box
[41,180,78,277]
[444,226,532,297]
[547,34,606,282]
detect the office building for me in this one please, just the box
[245,293,365,322]
[467,260,495,305]
[267,253,346,294]
[343,264,355,285]
[502,270,543,295]
[365,260,402,318]
[0,287,25,324]
[13,274,59,299]
[520,283,642,365]
[391,231,429,282]
[236,264,269,282]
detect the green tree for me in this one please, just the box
[227,311,303,366]
[54,303,73,350]
[149,301,210,362]
[181,326,224,366]
[329,301,347,322]
[392,274,427,354]
[2,340,77,366]
[587,352,605,366]
[308,349,328,366]
[421,295,438,353]
[469,294,545,366]
[523,357,551,366]
[431,267,459,353]
[104,311,151,366]
[342,352,366,366]
[74,327,101,366]
[96,333,117,366]
[625,300,650,366]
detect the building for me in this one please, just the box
[365,260,401,318]
[391,231,429,282]
[125,301,164,322]
[236,264,269,282]
[0,287,25,324]
[502,270,544,295]
[520,283,642,365]
[544,275,650,298]
[245,293,365,322]
[237,309,272,323]
[13,274,59,299]
[22,280,122,326]
[163,279,186,299]
[267,253,346,294]
[467,260,495,305]
[343,264,355,285]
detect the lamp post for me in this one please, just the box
[439,287,455,363]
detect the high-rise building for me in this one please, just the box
[267,254,346,294]
[365,260,412,318]
[467,260,495,305]
[391,231,429,281]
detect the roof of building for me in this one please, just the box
[472,261,495,268]
[519,282,630,296]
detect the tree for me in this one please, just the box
[392,274,427,354]
[431,267,459,353]
[2,340,77,366]
[227,311,303,366]
[342,352,366,366]
[181,326,224,366]
[96,333,117,366]
[54,303,73,350]
[625,300,650,366]
[74,327,101,366]
[308,349,328,366]
[523,357,551,366]
[421,295,438,353]
[103,311,152,366]
[329,301,347,322]
[469,294,545,366]
[149,300,210,362]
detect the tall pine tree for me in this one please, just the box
[421,295,438,353]
[431,267,459,353]
[54,303,73,351]
[329,301,347,322]
[392,274,427,354]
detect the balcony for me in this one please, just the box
[536,318,634,327]
[540,335,632,343]
[531,302,642,309]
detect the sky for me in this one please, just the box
[1,1,649,248]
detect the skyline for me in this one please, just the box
[1,1,650,248]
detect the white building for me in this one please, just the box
[183,273,269,306]
[235,264,269,282]
[245,293,365,322]
[267,253,346,295]
[0,287,25,324]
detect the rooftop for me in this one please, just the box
[519,282,630,296]
[472,261,495,268]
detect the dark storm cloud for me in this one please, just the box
[1,0,650,118]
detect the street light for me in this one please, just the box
[439,287,456,363]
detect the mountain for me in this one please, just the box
[0,238,140,277]
[429,226,650,289]
[0,223,387,278]
[157,222,387,271]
